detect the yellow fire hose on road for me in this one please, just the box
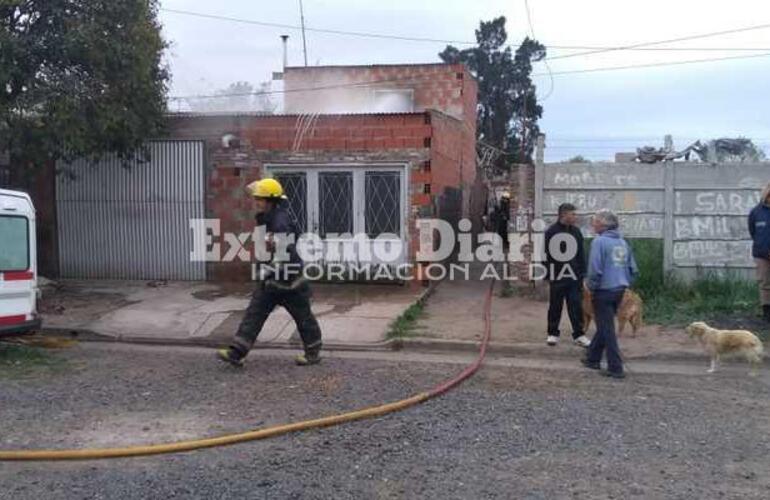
[0,281,494,461]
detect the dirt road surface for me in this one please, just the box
[1,342,769,499]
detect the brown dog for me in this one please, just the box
[582,284,643,336]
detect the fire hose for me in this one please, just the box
[0,280,495,461]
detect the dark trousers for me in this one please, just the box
[586,288,625,374]
[231,281,322,356]
[547,280,584,339]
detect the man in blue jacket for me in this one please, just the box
[582,209,638,379]
[748,183,770,322]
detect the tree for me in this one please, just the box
[186,81,277,114]
[0,0,169,172]
[566,155,591,163]
[711,138,766,163]
[439,17,545,169]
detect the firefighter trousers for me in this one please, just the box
[231,280,323,356]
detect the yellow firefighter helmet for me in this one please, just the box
[246,178,287,199]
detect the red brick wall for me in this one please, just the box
[428,110,477,218]
[242,114,432,151]
[167,111,479,282]
[284,64,476,122]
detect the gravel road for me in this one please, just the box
[1,342,769,499]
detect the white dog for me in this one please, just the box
[685,321,764,376]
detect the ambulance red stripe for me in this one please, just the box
[2,271,34,281]
[0,315,26,326]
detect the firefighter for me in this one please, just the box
[217,178,323,367]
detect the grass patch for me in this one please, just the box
[387,302,425,339]
[0,342,67,377]
[499,280,515,298]
[624,239,758,326]
[580,238,759,326]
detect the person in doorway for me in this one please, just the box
[581,209,638,379]
[544,203,590,347]
[748,182,770,322]
[217,178,323,367]
[489,191,511,251]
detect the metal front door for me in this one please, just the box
[56,141,206,280]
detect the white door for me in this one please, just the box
[269,166,407,278]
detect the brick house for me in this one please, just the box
[11,63,479,281]
[167,63,479,282]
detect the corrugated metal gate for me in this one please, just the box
[56,141,206,280]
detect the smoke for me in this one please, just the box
[285,87,414,114]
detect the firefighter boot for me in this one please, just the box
[295,346,321,366]
[217,347,245,367]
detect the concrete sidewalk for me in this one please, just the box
[410,277,722,361]
[39,280,424,347]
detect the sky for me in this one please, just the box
[158,0,770,161]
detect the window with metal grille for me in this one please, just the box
[273,172,307,232]
[365,171,400,237]
[319,172,353,237]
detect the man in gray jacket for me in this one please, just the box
[581,209,638,379]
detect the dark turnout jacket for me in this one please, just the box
[749,203,770,259]
[256,202,303,280]
[544,222,586,282]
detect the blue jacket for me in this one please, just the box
[748,203,770,259]
[586,229,638,291]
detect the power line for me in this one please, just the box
[160,7,477,46]
[161,8,770,54]
[548,23,770,61]
[548,45,770,52]
[170,50,770,101]
[298,0,309,66]
[524,0,554,101]
[534,51,770,77]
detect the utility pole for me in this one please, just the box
[299,0,308,67]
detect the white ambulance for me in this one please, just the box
[0,188,41,336]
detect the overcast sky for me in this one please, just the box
[159,0,770,161]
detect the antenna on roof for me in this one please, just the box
[298,0,308,67]
[281,35,289,70]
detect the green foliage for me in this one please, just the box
[618,239,757,325]
[0,343,66,377]
[499,280,514,297]
[387,302,425,339]
[439,17,545,167]
[712,137,767,163]
[0,0,169,171]
[566,155,591,163]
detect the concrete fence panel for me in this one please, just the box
[536,155,770,281]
